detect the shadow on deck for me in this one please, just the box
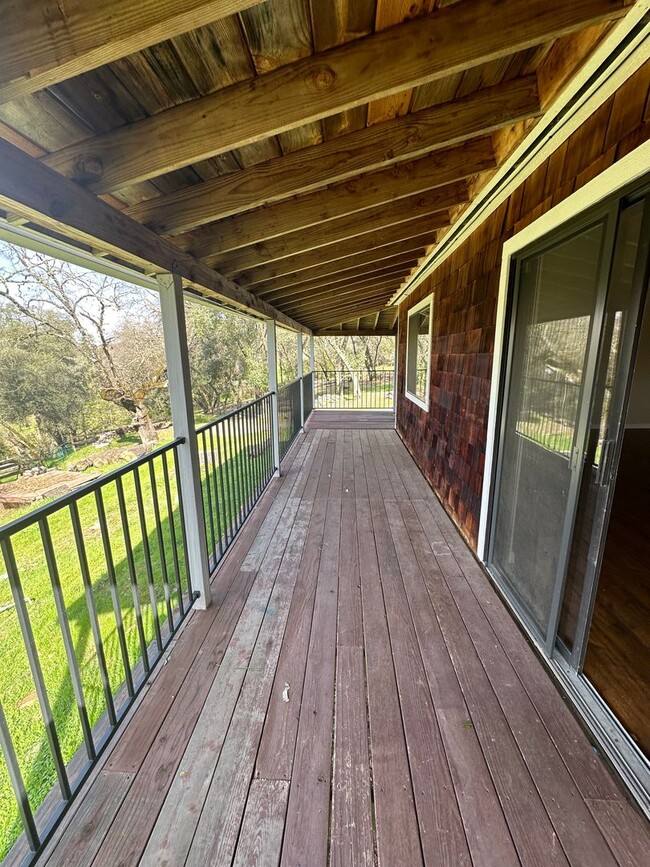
[36,424,649,866]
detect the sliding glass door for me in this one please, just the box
[488,189,650,659]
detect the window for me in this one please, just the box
[405,293,433,410]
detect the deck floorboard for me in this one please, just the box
[41,423,648,867]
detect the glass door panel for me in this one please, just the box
[490,221,606,637]
[558,200,647,656]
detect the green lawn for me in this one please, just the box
[0,425,272,859]
[315,377,394,409]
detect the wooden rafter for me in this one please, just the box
[254,256,420,301]
[188,141,492,258]
[260,263,418,307]
[0,137,308,333]
[125,75,540,234]
[213,210,453,275]
[40,0,624,192]
[236,227,436,291]
[303,296,397,327]
[0,1,264,104]
[283,278,405,311]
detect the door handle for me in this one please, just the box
[595,439,612,486]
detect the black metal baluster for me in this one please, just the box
[225,416,238,534]
[207,425,224,561]
[1,537,71,799]
[115,476,150,675]
[172,447,193,600]
[94,488,135,698]
[0,697,39,851]
[69,501,117,727]
[200,429,217,564]
[231,414,244,530]
[214,419,230,549]
[235,409,247,521]
[147,459,174,632]
[161,450,184,617]
[132,467,163,655]
[39,517,96,760]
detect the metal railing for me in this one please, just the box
[313,368,395,410]
[278,378,302,462]
[302,371,314,420]
[196,393,274,569]
[0,440,192,863]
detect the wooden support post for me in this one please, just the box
[297,331,305,430]
[267,320,281,477]
[158,272,211,609]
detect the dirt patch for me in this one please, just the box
[0,469,100,509]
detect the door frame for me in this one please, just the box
[478,141,650,816]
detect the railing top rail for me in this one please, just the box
[0,437,184,541]
[195,392,272,434]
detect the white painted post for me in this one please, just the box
[393,330,398,417]
[297,331,305,429]
[157,272,211,609]
[309,334,315,410]
[266,319,281,476]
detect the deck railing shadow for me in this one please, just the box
[0,390,284,864]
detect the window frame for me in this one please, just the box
[404,293,434,411]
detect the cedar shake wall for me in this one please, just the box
[396,60,650,550]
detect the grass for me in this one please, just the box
[314,378,394,410]
[0,422,273,860]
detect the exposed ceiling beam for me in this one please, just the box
[238,238,434,291]
[287,275,403,306]
[315,328,396,336]
[40,0,624,192]
[213,207,454,274]
[189,141,491,257]
[125,76,540,234]
[0,136,308,333]
[304,296,397,328]
[0,1,264,104]
[261,264,417,308]
[255,256,420,301]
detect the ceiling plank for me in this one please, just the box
[40,0,625,191]
[212,206,453,273]
[0,1,264,104]
[280,280,408,315]
[0,135,308,333]
[125,75,540,233]
[188,140,492,257]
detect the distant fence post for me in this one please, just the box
[158,272,211,609]
[266,319,281,476]
[297,331,305,429]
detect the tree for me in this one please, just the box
[186,302,268,416]
[0,309,92,459]
[0,245,167,447]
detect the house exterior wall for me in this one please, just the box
[396,59,650,550]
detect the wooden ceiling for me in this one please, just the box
[0,0,631,334]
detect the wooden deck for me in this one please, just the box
[39,428,649,867]
[305,409,395,429]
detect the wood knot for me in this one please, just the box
[74,154,103,184]
[309,64,337,92]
